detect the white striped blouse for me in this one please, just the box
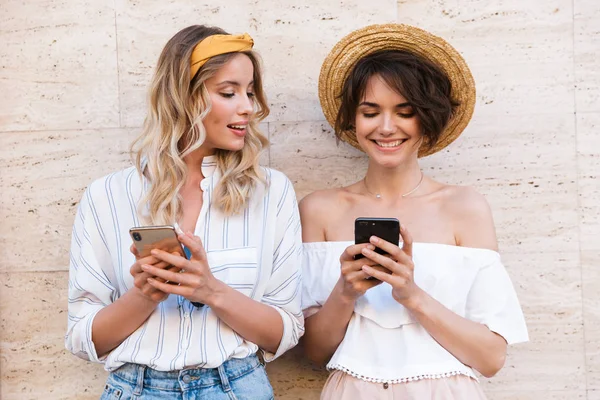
[65,156,304,372]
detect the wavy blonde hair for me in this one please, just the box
[130,25,270,224]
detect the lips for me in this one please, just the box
[374,139,406,148]
[371,139,408,150]
[227,123,247,137]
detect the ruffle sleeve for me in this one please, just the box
[464,251,529,344]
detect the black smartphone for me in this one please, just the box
[354,217,400,259]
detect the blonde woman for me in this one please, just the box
[66,25,303,399]
[301,24,528,399]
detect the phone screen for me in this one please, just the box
[354,217,400,259]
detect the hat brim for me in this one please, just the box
[318,24,476,157]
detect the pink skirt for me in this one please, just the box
[321,370,488,400]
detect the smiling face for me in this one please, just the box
[355,74,422,168]
[335,50,458,159]
[202,53,256,153]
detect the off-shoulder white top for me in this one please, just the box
[302,241,528,384]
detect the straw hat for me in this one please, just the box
[318,23,476,157]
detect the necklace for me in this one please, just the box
[363,171,424,199]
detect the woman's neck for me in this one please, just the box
[183,147,215,171]
[362,160,424,200]
[181,147,215,187]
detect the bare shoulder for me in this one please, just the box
[299,188,346,242]
[443,185,491,216]
[441,185,498,251]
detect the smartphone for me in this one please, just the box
[129,225,203,306]
[354,217,400,259]
[129,225,187,259]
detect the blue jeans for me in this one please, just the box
[100,354,274,400]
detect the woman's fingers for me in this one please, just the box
[362,264,395,284]
[178,232,207,261]
[131,255,162,271]
[141,264,198,286]
[341,256,379,275]
[366,236,414,271]
[360,247,404,274]
[147,277,189,296]
[368,264,394,276]
[346,269,370,281]
[368,237,402,259]
[131,256,175,294]
[130,244,140,259]
[400,225,413,258]
[131,256,172,277]
[346,270,383,290]
[150,249,192,270]
[340,243,375,262]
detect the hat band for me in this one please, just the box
[189,33,254,79]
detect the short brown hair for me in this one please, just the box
[335,50,459,152]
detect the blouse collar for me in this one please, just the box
[201,155,218,178]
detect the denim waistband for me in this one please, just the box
[110,354,262,394]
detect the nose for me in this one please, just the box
[380,113,396,136]
[238,93,254,116]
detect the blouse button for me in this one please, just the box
[383,382,389,389]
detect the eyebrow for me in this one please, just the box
[358,101,412,108]
[216,80,254,87]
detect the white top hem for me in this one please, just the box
[328,363,477,384]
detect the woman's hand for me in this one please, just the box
[141,232,224,305]
[129,244,170,303]
[360,225,423,306]
[337,243,382,301]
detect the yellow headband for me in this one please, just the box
[189,33,254,80]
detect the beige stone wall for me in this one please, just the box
[1,1,598,399]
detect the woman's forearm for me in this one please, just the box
[207,282,284,354]
[303,279,356,365]
[91,288,159,358]
[406,289,507,377]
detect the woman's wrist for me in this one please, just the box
[402,287,428,314]
[128,286,162,307]
[333,278,358,305]
[202,278,230,309]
